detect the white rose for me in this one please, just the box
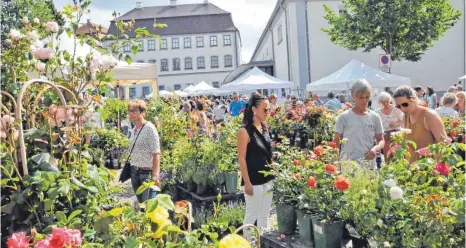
[27,30,39,41]
[360,189,367,195]
[389,186,403,200]
[32,47,53,60]
[22,16,29,24]
[45,21,59,33]
[383,179,397,187]
[33,18,40,24]
[31,40,43,49]
[384,241,390,247]
[36,62,46,72]
[377,219,384,227]
[9,29,20,40]
[399,128,412,135]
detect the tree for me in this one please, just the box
[322,0,461,62]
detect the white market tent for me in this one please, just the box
[221,67,293,92]
[306,59,411,92]
[174,90,188,97]
[187,81,217,96]
[33,33,158,98]
[459,75,466,80]
[158,90,174,97]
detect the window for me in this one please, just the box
[136,40,144,51]
[173,58,180,70]
[160,39,167,49]
[161,59,168,71]
[148,59,157,64]
[129,87,136,98]
[142,86,150,97]
[210,36,217,46]
[277,24,283,44]
[148,40,156,50]
[211,56,218,68]
[124,43,130,52]
[196,37,204,47]
[212,81,219,88]
[174,84,181,90]
[137,60,144,63]
[159,85,165,91]
[184,37,191,48]
[223,35,231,46]
[224,55,232,67]
[172,38,179,49]
[185,57,192,69]
[197,57,205,69]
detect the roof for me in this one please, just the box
[107,14,238,37]
[76,21,108,39]
[117,3,229,20]
[223,60,274,84]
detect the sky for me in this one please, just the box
[52,0,277,63]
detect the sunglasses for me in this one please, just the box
[128,108,140,113]
[395,102,409,109]
[263,108,271,113]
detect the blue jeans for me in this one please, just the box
[130,167,157,203]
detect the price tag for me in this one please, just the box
[313,224,323,234]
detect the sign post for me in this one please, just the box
[379,54,391,73]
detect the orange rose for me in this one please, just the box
[335,175,350,191]
[328,142,337,149]
[294,173,301,180]
[307,176,316,188]
[314,146,324,156]
[325,164,336,174]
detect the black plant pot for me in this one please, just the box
[196,184,208,196]
[187,182,196,192]
[211,185,222,195]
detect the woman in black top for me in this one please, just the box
[237,92,275,238]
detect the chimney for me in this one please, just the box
[170,0,176,6]
[136,2,142,9]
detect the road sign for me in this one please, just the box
[379,54,391,68]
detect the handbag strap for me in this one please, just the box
[126,122,147,164]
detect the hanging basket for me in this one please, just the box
[233,224,261,248]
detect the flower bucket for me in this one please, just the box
[296,209,316,246]
[311,217,344,248]
[224,172,238,193]
[187,182,196,192]
[196,184,208,196]
[276,203,297,235]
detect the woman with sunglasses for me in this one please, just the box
[237,92,274,240]
[334,79,385,168]
[393,86,446,162]
[375,92,404,159]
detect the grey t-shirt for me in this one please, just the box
[334,109,384,162]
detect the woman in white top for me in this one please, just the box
[375,92,404,158]
[436,93,459,118]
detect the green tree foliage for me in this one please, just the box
[322,0,461,62]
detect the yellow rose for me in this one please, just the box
[146,205,169,227]
[219,234,251,248]
[153,219,172,239]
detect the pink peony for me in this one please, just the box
[416,147,432,157]
[32,47,53,60]
[6,232,30,248]
[9,29,20,41]
[45,22,59,33]
[48,227,82,248]
[435,162,450,176]
[35,237,51,248]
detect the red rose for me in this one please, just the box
[335,175,350,191]
[314,146,324,156]
[325,164,337,174]
[453,120,459,128]
[435,162,450,176]
[307,176,316,188]
[293,160,300,166]
[450,131,455,138]
[294,173,301,179]
[6,232,30,248]
[48,227,82,248]
[328,141,337,149]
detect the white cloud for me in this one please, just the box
[53,0,276,63]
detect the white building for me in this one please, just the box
[250,0,466,94]
[105,0,241,99]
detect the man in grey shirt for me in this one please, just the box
[334,79,385,167]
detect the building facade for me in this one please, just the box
[251,0,466,94]
[104,0,241,98]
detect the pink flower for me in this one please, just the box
[45,22,59,33]
[36,62,46,72]
[7,232,30,248]
[416,147,432,157]
[9,29,20,41]
[388,144,401,156]
[35,237,51,248]
[32,47,53,60]
[435,162,450,176]
[49,104,58,115]
[444,138,452,144]
[48,227,82,248]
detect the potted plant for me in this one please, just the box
[209,170,226,195]
[192,167,210,196]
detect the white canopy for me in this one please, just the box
[174,90,188,97]
[183,85,195,93]
[188,81,216,96]
[306,59,411,92]
[459,75,466,80]
[158,90,174,97]
[221,67,293,91]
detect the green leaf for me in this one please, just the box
[136,184,149,196]
[39,162,59,173]
[68,210,82,221]
[125,55,132,64]
[48,187,59,200]
[156,194,175,211]
[1,202,16,214]
[58,181,71,195]
[84,186,98,194]
[31,153,50,165]
[124,236,140,248]
[56,211,67,223]
[63,51,71,61]
[44,199,54,212]
[146,199,157,212]
[71,177,85,188]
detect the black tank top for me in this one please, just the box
[241,125,275,186]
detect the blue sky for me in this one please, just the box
[52,0,276,63]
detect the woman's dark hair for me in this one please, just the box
[189,101,196,112]
[196,101,204,111]
[427,86,435,96]
[243,92,268,129]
